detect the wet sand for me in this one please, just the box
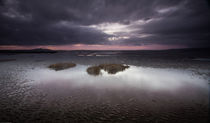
[0,51,209,123]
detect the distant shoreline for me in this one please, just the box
[0,48,57,53]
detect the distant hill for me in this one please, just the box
[0,48,57,53]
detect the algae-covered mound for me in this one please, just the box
[48,63,76,71]
[87,66,101,76]
[87,64,129,75]
[99,64,129,74]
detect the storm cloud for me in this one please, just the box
[0,0,210,48]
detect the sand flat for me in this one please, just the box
[0,52,209,123]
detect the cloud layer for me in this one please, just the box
[0,0,210,48]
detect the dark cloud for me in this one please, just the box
[0,0,210,47]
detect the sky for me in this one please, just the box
[0,0,210,50]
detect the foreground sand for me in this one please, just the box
[0,52,209,123]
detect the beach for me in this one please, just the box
[0,50,209,123]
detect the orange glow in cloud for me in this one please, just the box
[0,44,187,50]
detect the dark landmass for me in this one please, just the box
[0,59,16,62]
[0,48,57,54]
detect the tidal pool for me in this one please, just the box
[26,65,208,91]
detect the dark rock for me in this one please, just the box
[87,64,129,76]
[48,63,76,71]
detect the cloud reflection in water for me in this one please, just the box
[26,65,208,91]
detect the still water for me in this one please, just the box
[27,65,208,91]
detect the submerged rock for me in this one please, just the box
[48,63,76,71]
[87,64,129,75]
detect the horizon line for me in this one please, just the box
[0,44,188,51]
